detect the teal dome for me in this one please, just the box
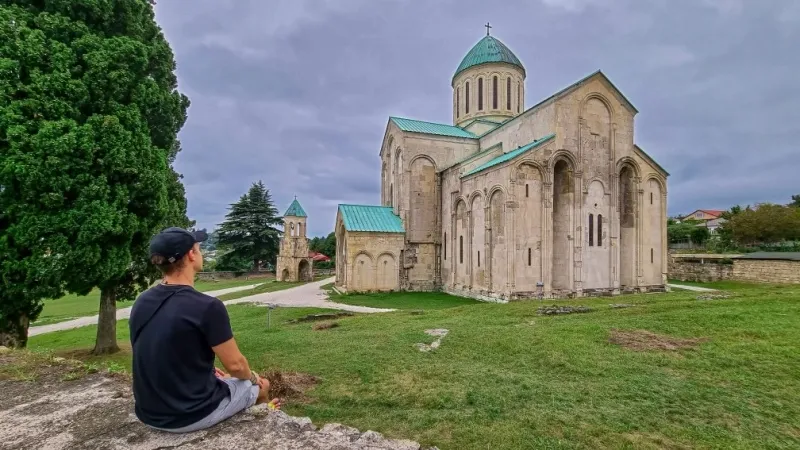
[453,35,525,83]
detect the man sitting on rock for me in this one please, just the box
[129,227,280,433]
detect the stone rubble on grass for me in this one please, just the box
[414,329,449,352]
[536,305,593,315]
[0,346,10,354]
[609,304,636,309]
[696,293,732,301]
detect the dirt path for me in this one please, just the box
[28,278,391,337]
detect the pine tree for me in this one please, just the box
[217,181,282,272]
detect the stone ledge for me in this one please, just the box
[0,362,434,450]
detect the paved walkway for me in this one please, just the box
[28,278,391,337]
[28,283,264,337]
[667,283,718,292]
[226,277,395,314]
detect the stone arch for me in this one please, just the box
[408,155,436,242]
[298,259,312,282]
[644,178,664,286]
[467,189,483,208]
[489,188,506,292]
[455,199,468,287]
[352,251,375,292]
[548,150,578,173]
[376,252,398,291]
[552,158,574,291]
[580,93,616,121]
[515,162,544,290]
[471,192,486,290]
[619,165,637,287]
[584,179,610,289]
[644,174,666,194]
[281,268,290,282]
[616,157,641,178]
[581,95,613,184]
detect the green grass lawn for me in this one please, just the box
[28,284,800,449]
[34,275,274,326]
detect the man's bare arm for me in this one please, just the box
[212,337,253,381]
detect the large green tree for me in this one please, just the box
[217,181,282,272]
[0,1,189,350]
[728,203,800,245]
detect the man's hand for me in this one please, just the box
[214,367,229,379]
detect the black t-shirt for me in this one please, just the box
[129,284,234,429]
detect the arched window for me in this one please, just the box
[651,248,654,264]
[465,82,470,115]
[492,76,498,109]
[456,88,460,118]
[517,82,521,113]
[528,248,531,266]
[478,78,484,111]
[477,251,481,267]
[650,192,653,205]
[459,236,464,263]
[525,184,529,198]
[589,214,594,247]
[598,214,603,246]
[506,77,511,110]
[444,232,447,260]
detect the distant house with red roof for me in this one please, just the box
[309,251,330,262]
[680,209,727,233]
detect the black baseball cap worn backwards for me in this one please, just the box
[149,227,209,263]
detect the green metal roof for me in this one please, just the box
[338,204,405,233]
[463,134,555,177]
[284,199,307,217]
[390,117,477,139]
[453,35,525,83]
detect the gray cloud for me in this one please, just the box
[155,0,800,235]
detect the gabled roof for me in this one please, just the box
[481,70,638,140]
[390,117,477,139]
[634,145,670,177]
[284,199,307,217]
[682,209,724,220]
[462,134,555,177]
[453,35,526,83]
[338,204,405,233]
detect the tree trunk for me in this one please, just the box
[93,288,120,355]
[0,313,29,348]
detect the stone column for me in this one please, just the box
[542,181,553,296]
[610,172,620,293]
[574,170,584,295]
[485,204,492,293]
[636,177,644,289]
[506,197,517,296]
[451,209,457,287]
[467,210,473,289]
[662,187,669,285]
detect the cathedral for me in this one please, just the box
[335,30,668,300]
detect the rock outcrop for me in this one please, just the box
[0,355,433,450]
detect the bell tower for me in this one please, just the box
[276,197,313,282]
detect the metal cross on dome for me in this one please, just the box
[485,22,492,36]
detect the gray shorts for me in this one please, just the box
[154,378,259,433]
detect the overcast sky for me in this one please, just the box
[154,0,799,237]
